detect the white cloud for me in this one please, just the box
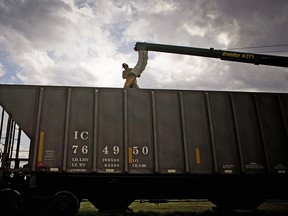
[0,0,287,92]
[183,23,207,37]
[217,32,231,47]
[0,63,5,77]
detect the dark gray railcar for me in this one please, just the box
[0,84,288,215]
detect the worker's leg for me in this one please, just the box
[133,83,140,89]
[124,74,137,89]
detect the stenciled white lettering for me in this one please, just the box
[73,131,89,140]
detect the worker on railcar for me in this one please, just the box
[122,63,140,89]
[122,45,148,89]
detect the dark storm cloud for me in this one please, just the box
[208,0,288,48]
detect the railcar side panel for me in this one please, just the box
[66,88,94,172]
[96,89,124,173]
[282,95,288,125]
[127,90,154,174]
[233,93,266,174]
[38,88,66,170]
[256,94,288,174]
[154,91,185,174]
[182,91,214,174]
[209,92,241,174]
[1,85,288,177]
[0,86,38,138]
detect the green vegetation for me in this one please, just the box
[77,200,288,216]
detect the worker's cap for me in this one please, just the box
[122,63,128,68]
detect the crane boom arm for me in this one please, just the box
[134,42,288,68]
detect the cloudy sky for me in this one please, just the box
[0,0,288,92]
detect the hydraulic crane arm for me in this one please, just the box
[134,42,288,68]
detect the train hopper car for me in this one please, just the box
[1,84,288,215]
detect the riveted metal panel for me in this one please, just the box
[233,93,266,174]
[154,91,185,174]
[127,90,154,173]
[256,94,288,174]
[182,91,214,174]
[282,95,288,122]
[209,92,240,174]
[0,85,38,138]
[96,89,124,173]
[38,87,66,171]
[281,94,288,137]
[66,88,94,172]
[1,84,288,177]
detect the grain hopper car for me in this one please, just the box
[0,42,288,215]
